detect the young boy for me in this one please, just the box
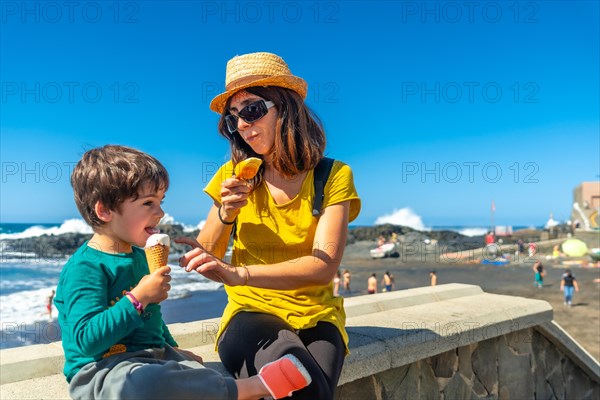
[55,145,310,400]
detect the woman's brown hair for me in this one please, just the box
[217,86,326,186]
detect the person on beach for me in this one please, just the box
[333,270,341,297]
[381,271,394,292]
[343,269,352,294]
[45,289,55,321]
[528,242,537,258]
[55,145,310,400]
[368,274,378,294]
[430,270,437,286]
[552,244,564,259]
[560,269,579,307]
[515,239,525,261]
[533,261,545,288]
[485,231,498,258]
[177,52,361,399]
[517,239,525,254]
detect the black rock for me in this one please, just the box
[1,232,92,262]
[348,224,483,250]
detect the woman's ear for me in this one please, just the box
[94,201,113,223]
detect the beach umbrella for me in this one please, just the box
[561,239,588,257]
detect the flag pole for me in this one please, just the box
[491,200,495,234]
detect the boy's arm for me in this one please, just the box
[60,262,143,357]
[161,320,178,347]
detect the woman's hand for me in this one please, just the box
[219,177,252,223]
[175,237,246,286]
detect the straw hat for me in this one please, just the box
[210,52,308,114]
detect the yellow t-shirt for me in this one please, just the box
[204,160,361,350]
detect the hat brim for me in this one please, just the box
[209,75,307,114]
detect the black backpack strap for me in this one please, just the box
[312,157,335,217]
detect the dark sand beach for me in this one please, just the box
[338,254,600,362]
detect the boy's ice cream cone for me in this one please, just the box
[145,234,170,273]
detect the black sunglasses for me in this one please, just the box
[225,100,275,134]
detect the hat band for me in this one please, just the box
[225,75,272,91]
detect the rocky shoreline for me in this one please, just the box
[0,224,200,260]
[0,223,562,261]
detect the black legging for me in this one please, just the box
[217,312,345,399]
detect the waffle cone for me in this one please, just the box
[145,244,169,273]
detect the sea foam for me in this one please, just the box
[457,227,488,237]
[0,219,93,240]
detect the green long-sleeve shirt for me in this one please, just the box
[55,242,177,382]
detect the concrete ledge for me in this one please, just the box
[165,317,222,349]
[338,288,554,385]
[3,284,596,400]
[0,374,69,400]
[536,320,600,383]
[0,341,64,385]
[342,283,484,318]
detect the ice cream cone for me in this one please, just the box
[234,157,263,180]
[145,244,169,273]
[145,233,170,273]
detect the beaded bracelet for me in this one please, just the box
[125,292,144,314]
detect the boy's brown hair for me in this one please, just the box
[71,145,169,228]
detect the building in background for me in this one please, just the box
[572,182,600,230]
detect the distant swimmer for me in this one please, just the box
[381,271,394,292]
[46,289,55,321]
[343,269,352,294]
[368,274,377,294]
[430,271,437,286]
[333,270,341,297]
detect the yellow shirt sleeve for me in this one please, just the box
[322,161,361,222]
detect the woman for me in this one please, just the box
[560,269,579,307]
[178,52,360,399]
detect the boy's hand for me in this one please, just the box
[174,347,204,365]
[131,266,171,307]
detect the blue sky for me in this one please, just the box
[1,1,599,228]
